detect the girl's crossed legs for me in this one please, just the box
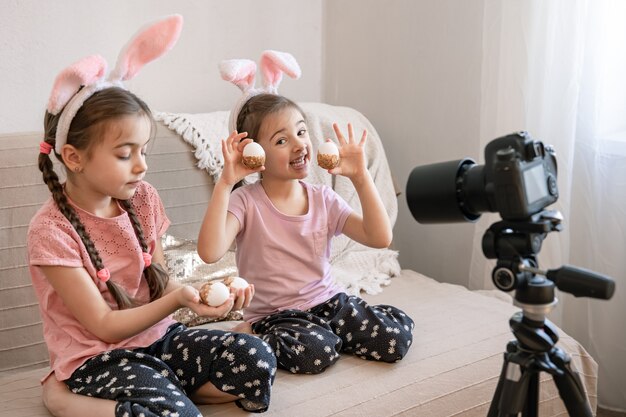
[253,292,414,375]
[56,324,276,417]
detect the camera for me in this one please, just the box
[405,131,614,416]
[405,129,614,300]
[406,131,559,223]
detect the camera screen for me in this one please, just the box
[523,163,549,205]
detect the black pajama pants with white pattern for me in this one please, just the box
[252,292,415,374]
[65,323,277,416]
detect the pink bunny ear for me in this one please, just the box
[219,59,257,92]
[110,14,183,82]
[47,55,107,115]
[259,50,301,93]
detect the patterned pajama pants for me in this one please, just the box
[252,292,415,374]
[65,324,277,417]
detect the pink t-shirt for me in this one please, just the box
[28,181,174,381]
[228,181,352,323]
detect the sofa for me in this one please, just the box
[0,103,598,416]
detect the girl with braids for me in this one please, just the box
[197,51,414,375]
[28,16,276,417]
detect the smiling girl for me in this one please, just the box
[198,85,414,374]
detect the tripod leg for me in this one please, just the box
[488,349,531,417]
[488,356,508,417]
[550,348,593,417]
[521,372,539,417]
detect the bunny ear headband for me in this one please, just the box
[44,14,183,155]
[219,50,301,133]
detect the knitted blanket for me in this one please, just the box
[155,103,400,295]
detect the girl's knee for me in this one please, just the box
[279,346,340,374]
[378,328,413,362]
[276,334,342,374]
[351,325,413,363]
[204,334,276,413]
[228,333,277,376]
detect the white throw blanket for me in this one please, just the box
[155,102,400,295]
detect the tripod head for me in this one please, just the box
[483,209,616,378]
[482,209,615,321]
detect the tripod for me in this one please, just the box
[487,296,592,416]
[482,210,613,417]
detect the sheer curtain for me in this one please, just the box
[470,0,626,410]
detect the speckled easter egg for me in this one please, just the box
[223,276,249,290]
[199,281,230,306]
[242,142,265,169]
[317,141,340,169]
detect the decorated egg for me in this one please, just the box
[199,281,230,306]
[242,142,266,169]
[223,276,249,290]
[317,141,340,169]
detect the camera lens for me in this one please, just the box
[406,158,491,223]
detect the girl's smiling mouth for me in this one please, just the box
[290,153,308,168]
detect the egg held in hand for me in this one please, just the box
[242,142,265,169]
[223,276,249,290]
[199,281,230,306]
[317,141,340,170]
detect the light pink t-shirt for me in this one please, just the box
[228,181,352,323]
[28,181,174,381]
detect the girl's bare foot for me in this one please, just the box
[42,373,116,417]
[231,321,253,334]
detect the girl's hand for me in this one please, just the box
[178,285,235,319]
[232,284,255,310]
[219,131,264,187]
[328,123,368,181]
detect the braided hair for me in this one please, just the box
[40,87,168,309]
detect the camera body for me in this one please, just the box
[407,131,559,223]
[482,131,558,220]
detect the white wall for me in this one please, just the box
[0,0,323,134]
[323,0,485,286]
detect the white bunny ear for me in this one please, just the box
[219,59,257,92]
[109,14,183,82]
[259,50,301,93]
[47,55,107,115]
